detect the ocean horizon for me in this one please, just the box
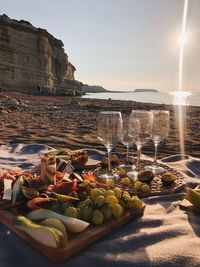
[82,91,200,107]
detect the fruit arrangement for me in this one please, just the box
[0,150,146,249]
[99,155,180,198]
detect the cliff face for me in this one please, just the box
[0,14,82,95]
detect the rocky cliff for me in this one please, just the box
[0,14,82,95]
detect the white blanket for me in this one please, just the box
[0,144,200,267]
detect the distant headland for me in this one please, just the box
[82,84,108,93]
[133,89,159,92]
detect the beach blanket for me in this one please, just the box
[0,144,200,267]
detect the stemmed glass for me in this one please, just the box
[129,110,153,172]
[119,115,137,170]
[97,111,123,180]
[146,110,170,174]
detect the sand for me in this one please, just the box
[0,92,199,159]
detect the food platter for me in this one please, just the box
[0,148,186,262]
[0,149,146,262]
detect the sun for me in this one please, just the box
[178,33,188,46]
[171,91,190,106]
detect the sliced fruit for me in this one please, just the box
[12,176,24,204]
[52,192,79,203]
[20,186,39,200]
[39,218,68,241]
[27,208,89,233]
[187,188,200,209]
[27,197,56,209]
[13,215,66,248]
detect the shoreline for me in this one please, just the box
[82,91,200,108]
[0,92,199,158]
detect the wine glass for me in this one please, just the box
[97,111,123,180]
[129,110,153,172]
[146,110,170,174]
[119,115,137,170]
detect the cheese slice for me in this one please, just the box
[3,179,13,201]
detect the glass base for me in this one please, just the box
[99,172,119,182]
[118,163,136,172]
[126,170,138,180]
[145,165,165,175]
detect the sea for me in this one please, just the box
[82,91,200,107]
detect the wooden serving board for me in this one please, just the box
[0,204,145,263]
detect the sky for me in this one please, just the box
[1,0,200,92]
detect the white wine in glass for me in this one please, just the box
[97,111,123,180]
[146,110,170,174]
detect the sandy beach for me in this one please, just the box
[0,92,199,159]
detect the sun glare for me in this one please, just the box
[171,91,190,105]
[178,33,187,46]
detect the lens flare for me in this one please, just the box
[174,0,189,160]
[172,91,190,106]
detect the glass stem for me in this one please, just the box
[136,146,142,171]
[126,146,129,163]
[107,148,112,172]
[153,143,159,167]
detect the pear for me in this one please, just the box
[186,188,200,209]
[13,215,66,248]
[27,208,89,233]
[39,217,68,242]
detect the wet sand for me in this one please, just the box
[0,92,199,159]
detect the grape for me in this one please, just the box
[134,181,142,191]
[111,203,123,218]
[61,202,71,213]
[80,204,93,222]
[120,177,131,186]
[123,191,131,197]
[113,187,122,198]
[101,205,112,220]
[119,169,126,176]
[64,206,78,218]
[106,189,115,196]
[99,188,107,196]
[83,198,94,207]
[90,188,104,200]
[91,210,104,225]
[77,207,81,219]
[94,195,105,208]
[118,199,126,210]
[121,192,131,202]
[127,196,143,209]
[141,184,150,193]
[106,180,115,188]
[105,195,118,206]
